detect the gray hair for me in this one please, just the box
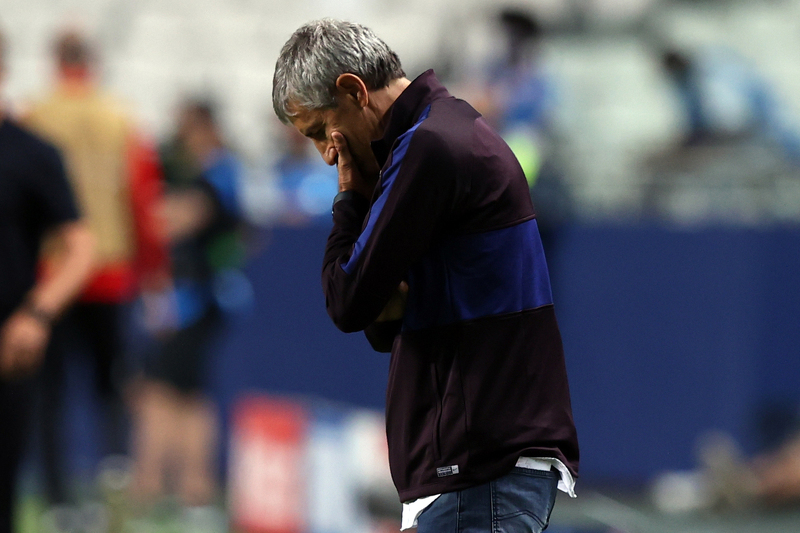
[272,19,405,124]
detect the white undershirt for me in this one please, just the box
[400,457,576,531]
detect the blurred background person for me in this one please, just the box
[21,28,169,510]
[652,429,800,513]
[469,6,573,271]
[644,43,800,220]
[0,27,95,533]
[129,99,246,526]
[476,7,555,160]
[661,45,800,161]
[751,432,800,506]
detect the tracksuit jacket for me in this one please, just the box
[323,70,579,502]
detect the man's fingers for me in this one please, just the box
[0,316,50,378]
[331,132,352,168]
[330,130,375,197]
[0,330,13,375]
[331,131,345,150]
[376,282,409,323]
[1,345,45,378]
[0,345,23,377]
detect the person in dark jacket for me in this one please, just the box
[0,28,95,533]
[272,19,578,532]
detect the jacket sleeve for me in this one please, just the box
[127,133,170,283]
[322,129,455,333]
[363,320,403,352]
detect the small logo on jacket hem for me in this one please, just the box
[436,465,460,477]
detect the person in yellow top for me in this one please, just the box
[23,29,168,506]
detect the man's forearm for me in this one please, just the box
[26,221,95,319]
[1,221,94,376]
[322,194,373,332]
[364,319,402,353]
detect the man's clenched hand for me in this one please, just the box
[331,131,377,199]
[0,311,51,378]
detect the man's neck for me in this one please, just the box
[370,77,411,135]
[57,66,94,94]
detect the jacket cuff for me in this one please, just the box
[331,190,368,215]
[364,319,402,353]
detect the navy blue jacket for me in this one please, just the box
[323,70,579,502]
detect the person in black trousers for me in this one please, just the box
[0,29,94,533]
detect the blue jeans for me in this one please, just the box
[416,467,559,533]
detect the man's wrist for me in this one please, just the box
[20,300,56,327]
[332,190,366,215]
[338,175,376,200]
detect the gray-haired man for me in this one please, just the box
[273,19,579,532]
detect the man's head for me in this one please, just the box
[272,19,406,178]
[272,19,404,124]
[498,8,542,66]
[178,99,223,162]
[661,49,692,82]
[53,30,94,78]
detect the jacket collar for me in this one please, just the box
[371,69,450,166]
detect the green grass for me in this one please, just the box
[15,495,46,533]
[15,494,229,533]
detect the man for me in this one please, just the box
[273,19,578,532]
[660,46,800,160]
[0,29,94,533]
[130,99,244,514]
[490,8,572,260]
[23,29,167,505]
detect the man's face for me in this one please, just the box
[288,95,380,180]
[179,110,210,161]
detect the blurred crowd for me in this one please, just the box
[3,3,800,533]
[0,26,259,533]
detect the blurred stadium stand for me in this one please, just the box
[2,0,799,221]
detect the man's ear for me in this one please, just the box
[335,73,369,108]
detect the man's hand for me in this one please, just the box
[140,288,180,335]
[158,189,215,242]
[331,131,377,199]
[376,281,408,323]
[0,311,51,378]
